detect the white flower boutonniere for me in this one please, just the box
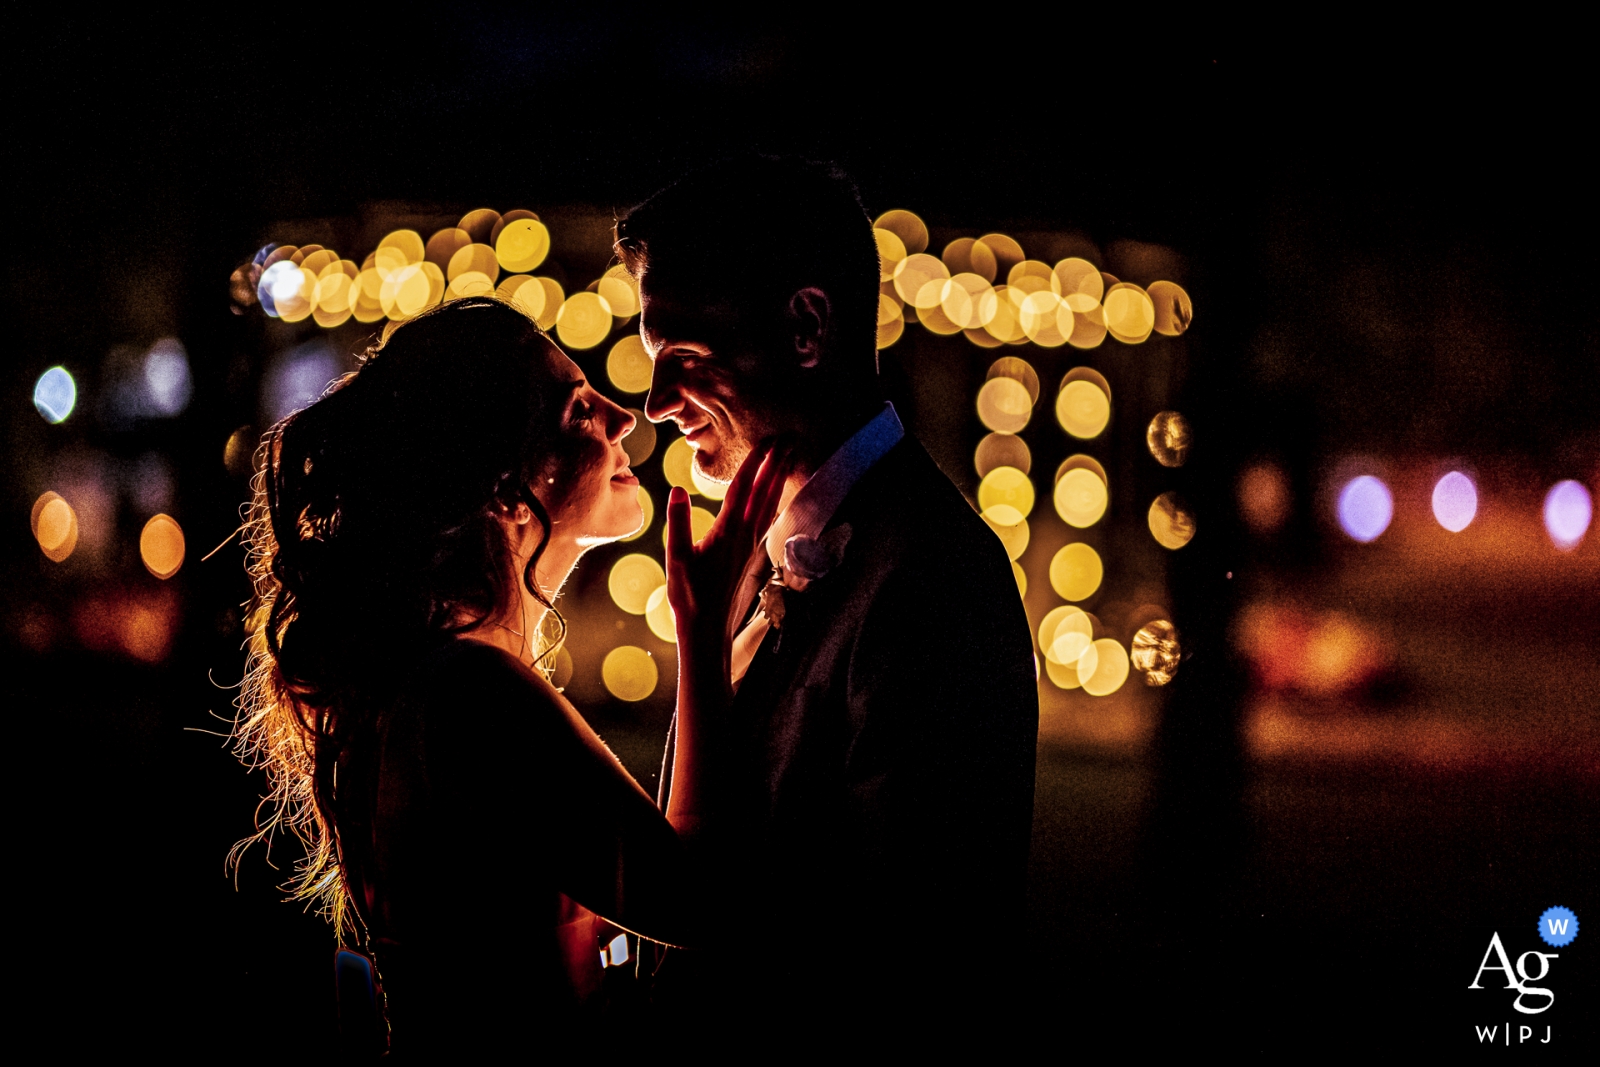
[758,524,853,632]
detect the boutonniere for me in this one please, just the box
[759,524,853,631]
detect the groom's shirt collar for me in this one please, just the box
[763,402,905,570]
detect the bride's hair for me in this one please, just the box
[230,297,567,935]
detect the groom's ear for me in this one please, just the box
[787,287,830,369]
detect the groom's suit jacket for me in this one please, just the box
[687,434,1038,1015]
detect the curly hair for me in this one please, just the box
[229,298,571,937]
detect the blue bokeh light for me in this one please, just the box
[1543,480,1592,551]
[1337,475,1393,543]
[33,366,77,424]
[1431,471,1477,533]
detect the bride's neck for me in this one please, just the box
[469,531,584,666]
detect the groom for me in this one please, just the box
[617,157,1038,1025]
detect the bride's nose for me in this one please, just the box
[604,399,636,444]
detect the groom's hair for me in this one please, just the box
[615,155,880,373]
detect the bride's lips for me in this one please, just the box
[611,465,639,487]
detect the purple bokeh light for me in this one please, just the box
[1337,475,1393,543]
[1543,480,1592,551]
[1431,471,1477,532]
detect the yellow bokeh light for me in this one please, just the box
[981,286,1027,344]
[1054,467,1108,528]
[690,462,728,501]
[300,249,337,277]
[978,466,1035,518]
[1066,302,1107,349]
[607,335,653,393]
[1104,283,1156,344]
[508,275,549,324]
[1056,378,1111,439]
[447,243,499,283]
[892,254,949,308]
[1049,542,1103,602]
[941,273,997,330]
[1053,258,1104,301]
[1148,492,1196,549]
[981,506,1029,561]
[976,377,1034,434]
[311,273,353,328]
[1012,561,1027,597]
[496,274,534,303]
[1077,638,1130,695]
[275,267,317,323]
[350,268,385,323]
[608,553,666,615]
[1131,618,1180,685]
[425,227,472,271]
[32,491,78,562]
[597,264,640,319]
[377,230,425,272]
[1045,656,1082,690]
[662,437,696,492]
[1146,411,1192,467]
[602,645,658,702]
[140,513,186,579]
[446,271,496,300]
[1038,605,1093,665]
[495,218,551,274]
[663,505,715,547]
[645,585,677,643]
[942,237,998,283]
[458,208,501,245]
[873,210,929,255]
[1147,280,1193,336]
[875,228,908,280]
[555,291,613,349]
[1008,259,1055,290]
[620,486,654,542]
[977,234,1025,279]
[987,356,1040,404]
[974,432,1031,477]
[916,295,964,336]
[876,312,905,350]
[1020,290,1069,347]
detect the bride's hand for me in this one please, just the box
[664,441,791,677]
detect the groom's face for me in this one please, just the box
[638,275,788,483]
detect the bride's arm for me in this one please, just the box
[663,443,789,833]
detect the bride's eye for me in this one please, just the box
[570,399,595,425]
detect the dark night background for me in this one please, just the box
[5,17,1594,1054]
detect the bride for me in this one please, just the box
[230,297,785,1055]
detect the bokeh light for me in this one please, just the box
[495,218,551,273]
[1146,411,1191,467]
[602,645,658,702]
[139,514,186,579]
[1039,605,1093,666]
[1012,561,1027,597]
[987,357,1040,404]
[1103,283,1155,344]
[978,466,1035,518]
[426,227,472,271]
[1056,377,1111,439]
[875,228,907,279]
[1544,480,1592,550]
[1131,619,1180,685]
[1049,543,1103,601]
[1076,638,1130,695]
[607,336,653,393]
[976,377,1034,434]
[980,288,1026,344]
[974,433,1031,478]
[556,291,613,349]
[873,210,929,255]
[1148,492,1196,550]
[645,585,677,643]
[457,209,501,245]
[1239,462,1291,534]
[619,486,654,543]
[662,437,696,492]
[597,265,640,319]
[608,554,666,615]
[32,491,78,562]
[34,367,76,423]
[1065,302,1107,349]
[1431,471,1478,532]
[690,463,728,501]
[1337,475,1393,543]
[621,412,656,466]
[942,237,998,283]
[981,506,1029,561]
[893,254,949,308]
[1147,280,1193,336]
[663,506,716,547]
[223,426,256,477]
[1054,467,1108,528]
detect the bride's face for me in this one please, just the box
[533,340,642,544]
